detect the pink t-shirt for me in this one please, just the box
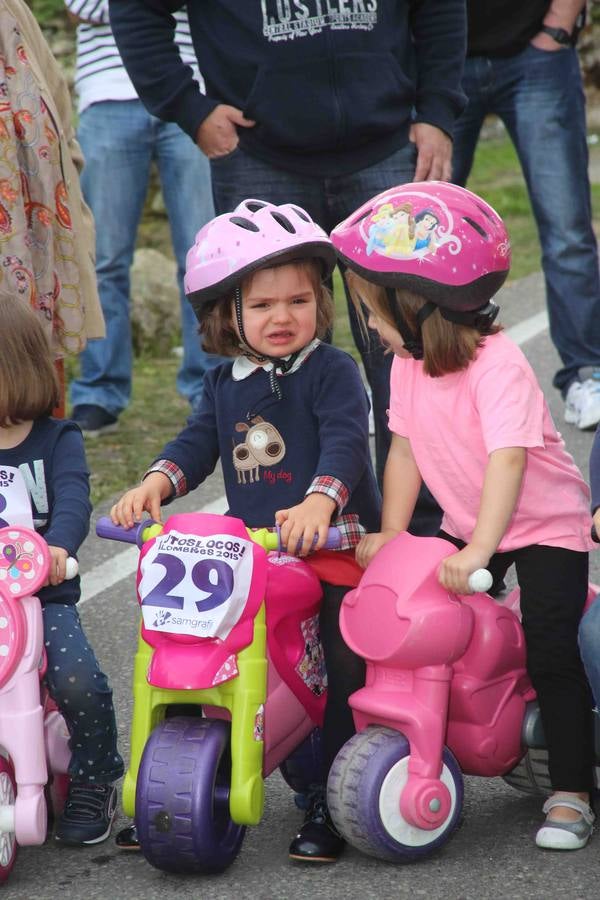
[388,332,593,553]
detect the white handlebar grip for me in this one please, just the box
[65,557,79,580]
[467,568,493,593]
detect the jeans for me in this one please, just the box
[43,603,124,784]
[579,599,600,709]
[70,100,221,415]
[211,144,442,534]
[452,45,600,395]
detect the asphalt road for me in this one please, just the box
[4,271,600,900]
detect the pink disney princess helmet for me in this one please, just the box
[331,181,511,311]
[185,199,337,320]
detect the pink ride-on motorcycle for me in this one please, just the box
[327,531,600,862]
[0,468,75,881]
[96,510,356,874]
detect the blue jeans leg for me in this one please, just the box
[43,603,124,783]
[155,120,225,406]
[453,48,600,393]
[579,600,600,710]
[70,101,153,417]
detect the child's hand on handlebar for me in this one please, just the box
[45,545,68,586]
[438,544,491,595]
[275,494,336,557]
[110,472,171,529]
[355,529,398,569]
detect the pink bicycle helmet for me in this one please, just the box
[331,181,511,311]
[185,199,336,319]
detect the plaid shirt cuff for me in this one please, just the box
[306,476,363,549]
[145,460,187,497]
[333,514,366,550]
[306,475,349,514]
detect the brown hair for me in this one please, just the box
[0,296,59,425]
[200,258,335,357]
[346,271,501,378]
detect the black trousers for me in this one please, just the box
[440,532,594,793]
[319,583,366,782]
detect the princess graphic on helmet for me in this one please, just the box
[413,209,440,253]
[366,202,416,258]
[359,189,460,263]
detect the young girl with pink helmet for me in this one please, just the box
[332,181,595,851]
[111,199,380,862]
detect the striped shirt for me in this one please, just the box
[64,1,203,113]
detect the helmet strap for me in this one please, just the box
[234,286,301,399]
[439,300,499,333]
[385,288,424,360]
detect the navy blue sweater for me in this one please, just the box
[108,0,467,177]
[156,343,381,532]
[0,419,91,604]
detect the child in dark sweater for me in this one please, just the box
[0,297,123,845]
[111,199,380,862]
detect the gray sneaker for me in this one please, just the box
[535,793,594,850]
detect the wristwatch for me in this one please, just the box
[539,25,575,46]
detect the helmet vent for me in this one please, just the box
[350,208,372,226]
[245,200,268,212]
[270,211,296,233]
[230,216,260,232]
[463,216,489,240]
[291,206,310,222]
[476,203,496,223]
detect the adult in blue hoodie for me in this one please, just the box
[108,0,467,537]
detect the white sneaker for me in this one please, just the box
[564,375,600,430]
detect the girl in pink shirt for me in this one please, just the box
[331,181,595,851]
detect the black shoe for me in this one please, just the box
[72,404,118,438]
[55,782,117,846]
[115,823,140,851]
[288,792,345,863]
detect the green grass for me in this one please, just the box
[74,132,584,506]
[66,356,191,507]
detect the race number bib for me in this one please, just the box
[0,467,33,530]
[138,530,255,640]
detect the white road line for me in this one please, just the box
[505,310,549,346]
[80,308,550,605]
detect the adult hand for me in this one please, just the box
[196,105,255,159]
[530,30,569,52]
[409,122,453,182]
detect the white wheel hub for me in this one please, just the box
[379,756,457,846]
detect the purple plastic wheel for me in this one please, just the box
[327,726,463,862]
[135,716,245,874]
